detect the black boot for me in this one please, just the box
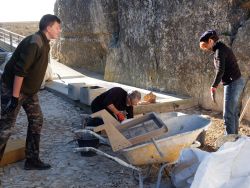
[24,158,51,170]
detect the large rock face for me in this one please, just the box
[233,19,250,120]
[52,0,118,73]
[53,0,250,120]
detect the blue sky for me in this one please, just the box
[0,0,55,22]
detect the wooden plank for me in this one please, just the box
[92,110,132,151]
[117,112,167,131]
[91,109,120,128]
[129,128,167,145]
[0,138,26,167]
[91,110,168,151]
[134,98,197,115]
[99,122,132,151]
[93,124,106,132]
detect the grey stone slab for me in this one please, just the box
[68,82,87,100]
[79,86,107,105]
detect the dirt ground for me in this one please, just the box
[0,89,249,188]
[0,90,157,188]
[180,107,250,152]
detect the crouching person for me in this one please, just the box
[91,87,141,122]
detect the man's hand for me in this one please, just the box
[210,87,217,103]
[3,96,19,114]
[116,112,125,122]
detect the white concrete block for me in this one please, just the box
[80,86,107,105]
[68,83,86,100]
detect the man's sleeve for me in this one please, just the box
[102,88,120,107]
[103,89,119,106]
[211,49,226,88]
[14,43,39,77]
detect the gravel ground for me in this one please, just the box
[1,90,145,188]
[180,107,250,152]
[1,90,249,188]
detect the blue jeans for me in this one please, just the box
[223,77,245,134]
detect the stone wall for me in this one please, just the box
[53,0,250,120]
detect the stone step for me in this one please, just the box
[68,82,87,100]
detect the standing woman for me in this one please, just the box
[199,30,245,134]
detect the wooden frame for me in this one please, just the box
[91,110,168,151]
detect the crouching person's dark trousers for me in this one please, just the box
[0,82,43,161]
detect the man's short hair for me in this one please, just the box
[128,90,141,100]
[39,14,61,31]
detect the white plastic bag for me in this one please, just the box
[171,148,209,188]
[191,137,250,188]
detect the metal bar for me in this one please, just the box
[74,147,141,172]
[9,34,13,52]
[151,138,164,158]
[74,146,144,187]
[0,28,25,50]
[0,28,25,38]
[74,129,109,145]
[156,163,169,188]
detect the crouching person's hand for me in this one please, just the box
[116,112,125,122]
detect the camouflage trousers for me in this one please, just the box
[0,81,43,161]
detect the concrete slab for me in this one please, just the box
[68,82,86,100]
[79,86,107,105]
[45,59,197,114]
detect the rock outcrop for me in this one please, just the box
[52,0,118,73]
[53,0,250,120]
